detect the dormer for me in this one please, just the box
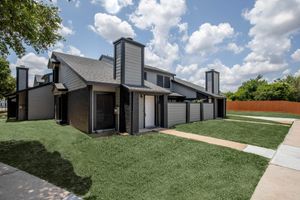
[113,37,145,86]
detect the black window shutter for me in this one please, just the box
[157,75,163,87]
[164,76,170,88]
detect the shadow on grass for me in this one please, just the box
[0,140,92,196]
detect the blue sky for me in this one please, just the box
[8,0,300,91]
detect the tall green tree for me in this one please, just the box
[0,58,15,98]
[0,0,64,97]
[230,75,267,100]
[254,82,294,101]
[0,0,63,58]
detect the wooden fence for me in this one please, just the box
[227,100,300,115]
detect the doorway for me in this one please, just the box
[95,93,115,130]
[145,95,155,128]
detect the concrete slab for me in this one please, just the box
[160,129,247,151]
[271,144,300,171]
[243,145,275,159]
[283,120,300,148]
[224,119,290,127]
[251,164,300,200]
[228,114,296,124]
[0,163,82,200]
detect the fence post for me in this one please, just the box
[200,102,204,121]
[186,102,190,123]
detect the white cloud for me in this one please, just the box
[291,49,300,62]
[295,68,300,76]
[242,0,300,71]
[178,22,189,42]
[185,23,234,55]
[57,23,74,37]
[10,53,50,87]
[91,0,132,14]
[67,46,84,56]
[176,64,198,75]
[226,43,244,54]
[89,13,135,42]
[130,0,186,69]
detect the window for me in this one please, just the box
[164,76,170,88]
[144,72,147,80]
[157,75,163,87]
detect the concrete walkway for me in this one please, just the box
[228,114,296,124]
[224,118,290,127]
[160,129,275,159]
[251,120,300,200]
[0,162,81,200]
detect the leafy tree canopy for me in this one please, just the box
[0,58,15,98]
[0,0,63,58]
[226,74,300,102]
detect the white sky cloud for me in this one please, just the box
[91,0,132,14]
[226,43,244,54]
[89,13,135,42]
[185,23,234,55]
[57,23,74,37]
[130,0,186,69]
[10,53,50,87]
[291,49,300,62]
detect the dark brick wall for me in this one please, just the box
[68,87,90,133]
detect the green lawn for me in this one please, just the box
[228,110,300,119]
[0,119,268,200]
[175,119,289,149]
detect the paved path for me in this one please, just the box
[160,129,275,159]
[0,162,81,200]
[228,114,296,124]
[251,120,300,200]
[224,118,290,127]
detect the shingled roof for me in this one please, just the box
[52,52,119,85]
[173,77,225,98]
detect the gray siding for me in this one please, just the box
[18,69,27,90]
[28,85,54,120]
[190,103,201,122]
[214,72,219,94]
[59,63,86,91]
[206,72,213,93]
[167,103,186,127]
[115,43,121,81]
[172,82,197,99]
[203,103,214,120]
[145,71,157,84]
[124,43,142,85]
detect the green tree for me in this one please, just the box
[0,58,15,98]
[232,75,267,100]
[254,82,294,101]
[0,0,63,58]
[279,75,300,101]
[0,0,64,97]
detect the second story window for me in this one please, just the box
[144,72,147,80]
[164,76,170,88]
[157,75,163,87]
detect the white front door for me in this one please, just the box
[145,95,155,128]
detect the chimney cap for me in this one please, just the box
[113,37,145,47]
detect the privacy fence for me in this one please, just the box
[167,102,214,127]
[227,100,300,115]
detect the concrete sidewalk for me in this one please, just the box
[251,120,300,200]
[160,129,275,159]
[228,114,296,124]
[0,162,81,200]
